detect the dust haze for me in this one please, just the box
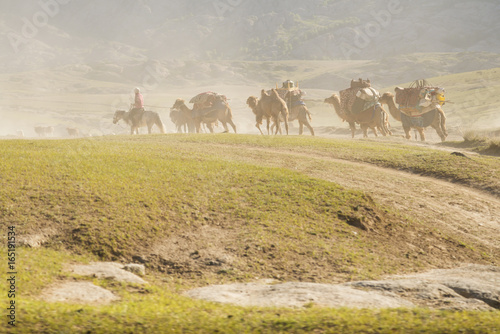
[1,0,500,138]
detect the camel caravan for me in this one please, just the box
[110,77,448,141]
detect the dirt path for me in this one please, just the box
[200,143,500,255]
[184,142,500,310]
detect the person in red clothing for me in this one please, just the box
[130,87,145,126]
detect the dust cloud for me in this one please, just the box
[1,0,499,138]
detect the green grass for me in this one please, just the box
[1,135,499,333]
[167,134,500,197]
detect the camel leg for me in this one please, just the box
[284,117,289,135]
[431,124,446,142]
[349,122,356,138]
[301,118,314,136]
[222,122,229,133]
[417,128,425,141]
[228,120,237,133]
[307,123,315,136]
[256,123,264,135]
[273,117,281,135]
[404,127,412,140]
[299,122,304,135]
[384,115,392,136]
[207,123,215,133]
[372,126,378,137]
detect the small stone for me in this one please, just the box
[123,263,146,276]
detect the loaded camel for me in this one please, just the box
[171,96,237,134]
[284,90,314,136]
[169,106,196,133]
[378,91,447,142]
[246,89,289,135]
[113,109,166,135]
[324,94,391,138]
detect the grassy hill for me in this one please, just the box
[1,134,499,333]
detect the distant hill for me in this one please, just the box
[1,0,500,72]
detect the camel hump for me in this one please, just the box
[394,87,404,93]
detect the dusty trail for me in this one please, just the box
[182,142,500,310]
[202,143,500,254]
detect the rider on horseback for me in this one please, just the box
[130,87,144,126]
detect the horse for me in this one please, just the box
[113,109,166,135]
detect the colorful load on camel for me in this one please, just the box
[395,79,446,117]
[339,78,381,114]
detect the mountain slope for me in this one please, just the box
[1,0,500,72]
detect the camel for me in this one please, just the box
[379,92,447,142]
[171,97,236,133]
[324,94,391,138]
[246,89,289,135]
[284,90,314,136]
[260,89,289,135]
[246,95,270,135]
[113,109,166,135]
[169,107,196,133]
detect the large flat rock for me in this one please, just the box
[186,281,414,309]
[187,265,500,310]
[69,262,147,284]
[43,282,119,305]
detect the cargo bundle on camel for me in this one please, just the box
[324,78,392,138]
[379,79,448,142]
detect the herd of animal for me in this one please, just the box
[22,81,448,142]
[112,82,448,142]
[30,126,80,138]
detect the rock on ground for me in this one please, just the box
[187,265,500,310]
[186,281,414,309]
[43,282,119,304]
[69,262,147,284]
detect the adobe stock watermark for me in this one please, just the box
[7,0,73,54]
[340,0,404,60]
[213,0,245,21]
